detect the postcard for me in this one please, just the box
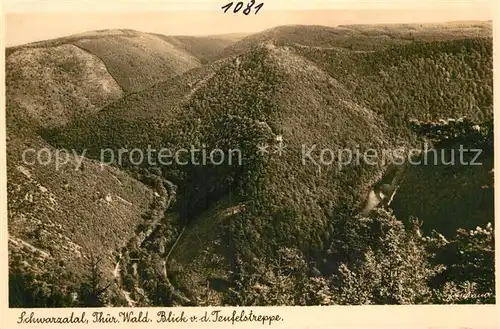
[1,0,497,328]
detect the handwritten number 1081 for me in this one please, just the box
[222,1,264,15]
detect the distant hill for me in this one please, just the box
[6,43,124,128]
[152,33,247,64]
[221,21,492,57]
[5,29,248,129]
[5,29,202,128]
[7,29,203,92]
[72,30,201,92]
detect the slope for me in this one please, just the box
[7,119,157,305]
[7,29,201,92]
[293,37,493,139]
[74,31,201,92]
[5,29,202,128]
[389,119,494,237]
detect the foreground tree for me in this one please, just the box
[428,223,495,304]
[331,209,438,304]
[78,254,111,307]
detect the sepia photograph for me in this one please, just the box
[3,3,495,316]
